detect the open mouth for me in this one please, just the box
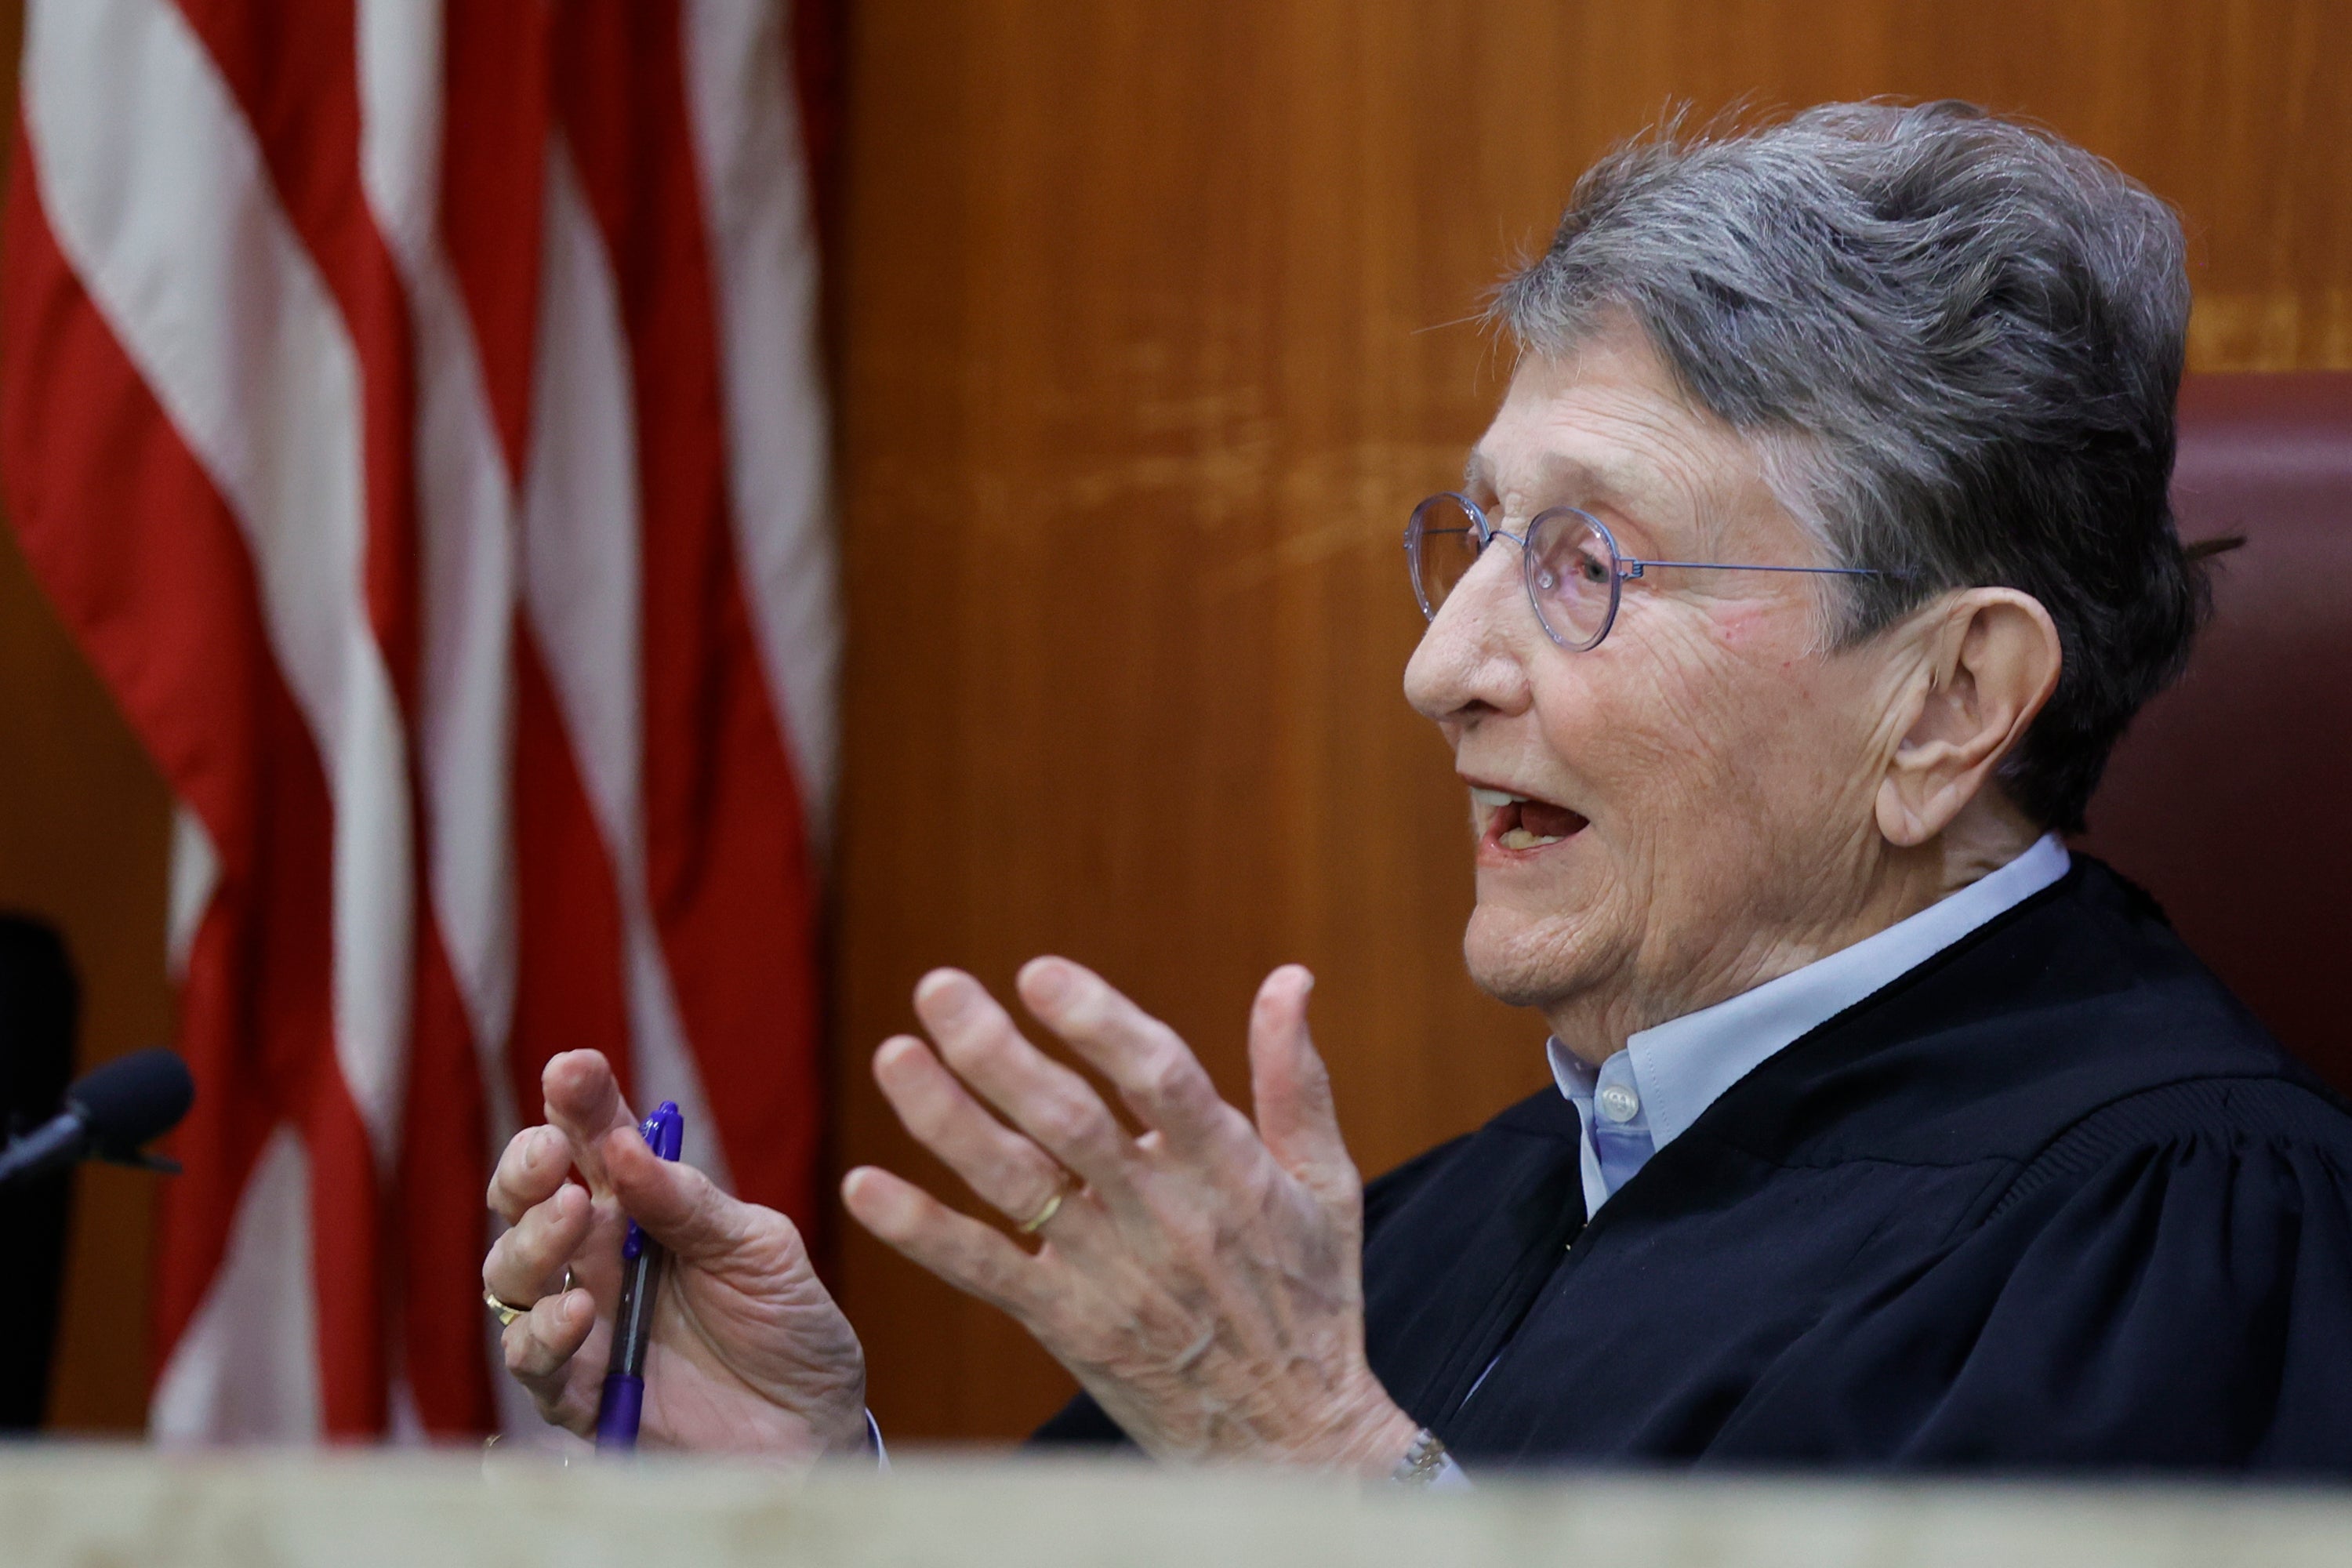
[1469,785,1590,853]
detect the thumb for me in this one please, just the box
[601,1126,800,1272]
[1247,965,1356,1203]
[542,1050,637,1198]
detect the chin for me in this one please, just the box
[1462,903,1604,1011]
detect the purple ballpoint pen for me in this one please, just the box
[593,1099,683,1451]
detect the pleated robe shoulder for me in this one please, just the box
[1033,859,2352,1473]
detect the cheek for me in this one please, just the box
[1530,623,1752,807]
[1542,612,1855,846]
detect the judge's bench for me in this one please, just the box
[6,1448,2352,1568]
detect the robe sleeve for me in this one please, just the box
[1722,1080,2352,1473]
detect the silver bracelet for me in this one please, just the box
[1390,1425,1450,1486]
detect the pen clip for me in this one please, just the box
[621,1101,684,1261]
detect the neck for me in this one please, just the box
[1544,796,2047,1066]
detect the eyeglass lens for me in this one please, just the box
[1408,495,1620,649]
[1406,494,1485,615]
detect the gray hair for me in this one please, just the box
[1495,100,2209,833]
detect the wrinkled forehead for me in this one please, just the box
[1460,444,1658,521]
[1465,342,1786,554]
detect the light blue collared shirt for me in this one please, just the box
[1550,833,2072,1221]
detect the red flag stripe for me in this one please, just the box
[172,0,422,711]
[350,0,532,1435]
[517,141,695,1149]
[429,0,640,1141]
[172,0,503,1434]
[0,129,383,1436]
[506,631,637,1126]
[392,924,496,1433]
[20,0,415,1435]
[552,0,822,1225]
[435,0,550,484]
[32,0,420,1185]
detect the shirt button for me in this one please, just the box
[1597,1083,1640,1123]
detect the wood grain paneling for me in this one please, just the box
[0,523,174,1433]
[827,0,2352,1440]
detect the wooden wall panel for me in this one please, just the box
[0,527,174,1433]
[827,0,2352,1441]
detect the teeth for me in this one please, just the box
[1468,786,1518,811]
[1499,828,1565,850]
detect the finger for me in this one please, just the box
[1015,956,1247,1156]
[487,1124,572,1225]
[599,1122,798,1270]
[841,1164,1047,1319]
[484,1181,593,1306]
[1246,965,1356,1202]
[872,1034,1098,1236]
[502,1285,600,1429]
[542,1050,640,1197]
[913,970,1137,1200]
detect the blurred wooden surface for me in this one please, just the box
[13,1450,2352,1568]
[2,0,2348,1437]
[826,0,2352,1442]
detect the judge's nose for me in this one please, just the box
[1404,555,1536,729]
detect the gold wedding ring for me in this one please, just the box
[485,1267,575,1326]
[1017,1178,1074,1235]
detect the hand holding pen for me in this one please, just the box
[482,1050,870,1458]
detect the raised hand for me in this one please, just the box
[843,960,1418,1472]
[483,1050,867,1457]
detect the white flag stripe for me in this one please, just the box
[24,0,415,1162]
[684,0,842,839]
[151,1127,321,1443]
[357,0,523,1134]
[165,804,219,983]
[520,143,642,851]
[521,139,727,1182]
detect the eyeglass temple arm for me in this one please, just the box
[1619,560,1905,579]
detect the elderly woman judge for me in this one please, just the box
[481,102,2352,1476]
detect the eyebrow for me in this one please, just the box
[1461,448,1657,515]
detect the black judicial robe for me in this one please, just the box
[1035,858,2352,1472]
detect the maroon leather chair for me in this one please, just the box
[2076,373,2352,1094]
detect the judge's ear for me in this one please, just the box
[1875,588,2063,848]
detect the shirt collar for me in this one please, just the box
[1548,833,2071,1154]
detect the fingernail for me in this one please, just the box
[840,1167,881,1215]
[915,969,967,1016]
[1023,959,1070,1005]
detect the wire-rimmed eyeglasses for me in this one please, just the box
[1403,492,1902,652]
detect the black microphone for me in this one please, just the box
[0,1047,193,1189]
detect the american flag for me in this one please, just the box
[1,0,837,1439]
